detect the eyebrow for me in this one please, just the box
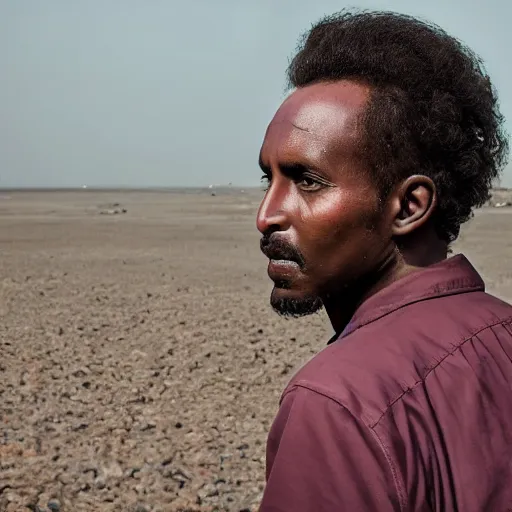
[258,157,323,176]
[279,163,310,177]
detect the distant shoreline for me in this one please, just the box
[0,186,509,192]
[0,186,263,193]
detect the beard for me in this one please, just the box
[261,233,323,317]
[270,287,324,317]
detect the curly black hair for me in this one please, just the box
[287,10,509,242]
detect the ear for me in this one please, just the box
[390,175,437,237]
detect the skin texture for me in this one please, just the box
[257,80,447,333]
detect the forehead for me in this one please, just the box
[261,81,370,160]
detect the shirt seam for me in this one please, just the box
[370,316,512,428]
[282,383,406,511]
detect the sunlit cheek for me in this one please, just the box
[299,192,381,273]
[303,192,351,236]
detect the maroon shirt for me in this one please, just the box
[260,255,512,511]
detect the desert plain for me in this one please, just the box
[1,189,511,512]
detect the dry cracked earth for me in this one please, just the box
[1,189,511,511]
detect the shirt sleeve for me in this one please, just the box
[260,385,401,512]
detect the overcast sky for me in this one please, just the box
[2,0,511,188]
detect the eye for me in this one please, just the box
[297,175,323,192]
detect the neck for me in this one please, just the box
[324,234,448,334]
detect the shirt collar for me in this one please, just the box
[328,254,485,344]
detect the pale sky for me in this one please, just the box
[2,0,511,188]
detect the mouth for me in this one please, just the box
[260,241,303,267]
[267,259,301,280]
[261,247,301,266]
[269,259,300,268]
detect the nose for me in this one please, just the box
[256,182,290,235]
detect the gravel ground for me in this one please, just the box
[1,189,511,511]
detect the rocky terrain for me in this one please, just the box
[1,189,511,511]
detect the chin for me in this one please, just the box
[270,286,323,317]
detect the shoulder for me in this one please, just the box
[282,335,403,427]
[283,291,512,427]
[264,384,403,510]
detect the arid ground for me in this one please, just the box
[1,189,511,512]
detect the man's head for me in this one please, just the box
[257,10,508,320]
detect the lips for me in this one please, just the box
[260,237,304,267]
[267,259,301,280]
[269,259,300,269]
[261,247,301,266]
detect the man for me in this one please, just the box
[256,10,512,512]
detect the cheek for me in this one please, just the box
[301,194,360,236]
[299,193,383,257]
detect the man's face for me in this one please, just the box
[257,81,393,317]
